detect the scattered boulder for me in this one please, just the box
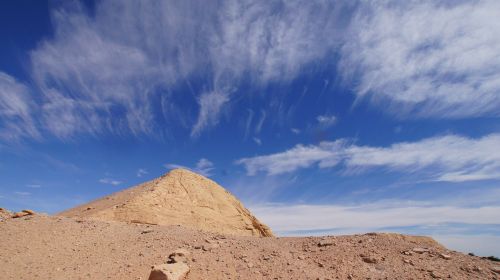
[412,247,430,254]
[148,249,191,280]
[12,210,36,219]
[491,266,500,274]
[168,249,190,264]
[361,256,378,264]
[202,243,219,251]
[439,253,451,260]
[148,263,189,280]
[22,209,36,215]
[430,271,444,279]
[318,240,334,247]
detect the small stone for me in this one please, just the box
[21,209,36,215]
[148,262,189,280]
[141,229,154,234]
[262,256,270,261]
[362,256,378,264]
[318,240,334,247]
[202,243,219,251]
[168,249,190,264]
[430,271,443,279]
[412,247,430,254]
[297,255,305,260]
[12,212,30,218]
[439,253,451,260]
[247,262,254,268]
[491,266,500,274]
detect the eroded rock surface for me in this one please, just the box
[59,168,273,237]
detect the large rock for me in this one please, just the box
[59,168,273,237]
[148,262,189,280]
[12,209,36,219]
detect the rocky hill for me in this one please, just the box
[59,168,273,237]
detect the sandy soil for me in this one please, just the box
[1,214,499,280]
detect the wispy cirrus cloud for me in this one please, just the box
[340,0,500,118]
[0,72,39,141]
[136,168,148,178]
[14,191,31,196]
[251,203,500,234]
[237,133,500,182]
[1,0,499,142]
[164,157,215,177]
[22,0,349,140]
[98,178,122,186]
[250,201,500,255]
[316,114,337,127]
[191,90,230,137]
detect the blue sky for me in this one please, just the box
[1,0,500,256]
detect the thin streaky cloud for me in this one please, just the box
[340,0,500,118]
[251,203,500,233]
[164,158,215,177]
[136,168,148,178]
[98,178,122,186]
[316,114,337,127]
[237,133,500,182]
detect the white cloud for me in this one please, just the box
[254,110,266,134]
[433,235,500,257]
[136,168,148,178]
[243,109,254,140]
[164,157,215,177]
[237,133,500,182]
[98,178,122,186]
[316,114,337,127]
[251,202,500,256]
[236,141,345,175]
[17,0,348,140]
[191,90,230,137]
[14,191,31,196]
[26,184,41,188]
[253,137,262,146]
[340,0,500,118]
[0,72,39,141]
[195,158,215,177]
[291,128,301,134]
[251,203,500,233]
[2,0,497,141]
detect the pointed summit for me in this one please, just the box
[59,168,273,237]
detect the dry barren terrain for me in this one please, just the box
[1,213,499,280]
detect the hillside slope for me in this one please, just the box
[59,168,273,237]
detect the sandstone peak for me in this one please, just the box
[59,168,273,237]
